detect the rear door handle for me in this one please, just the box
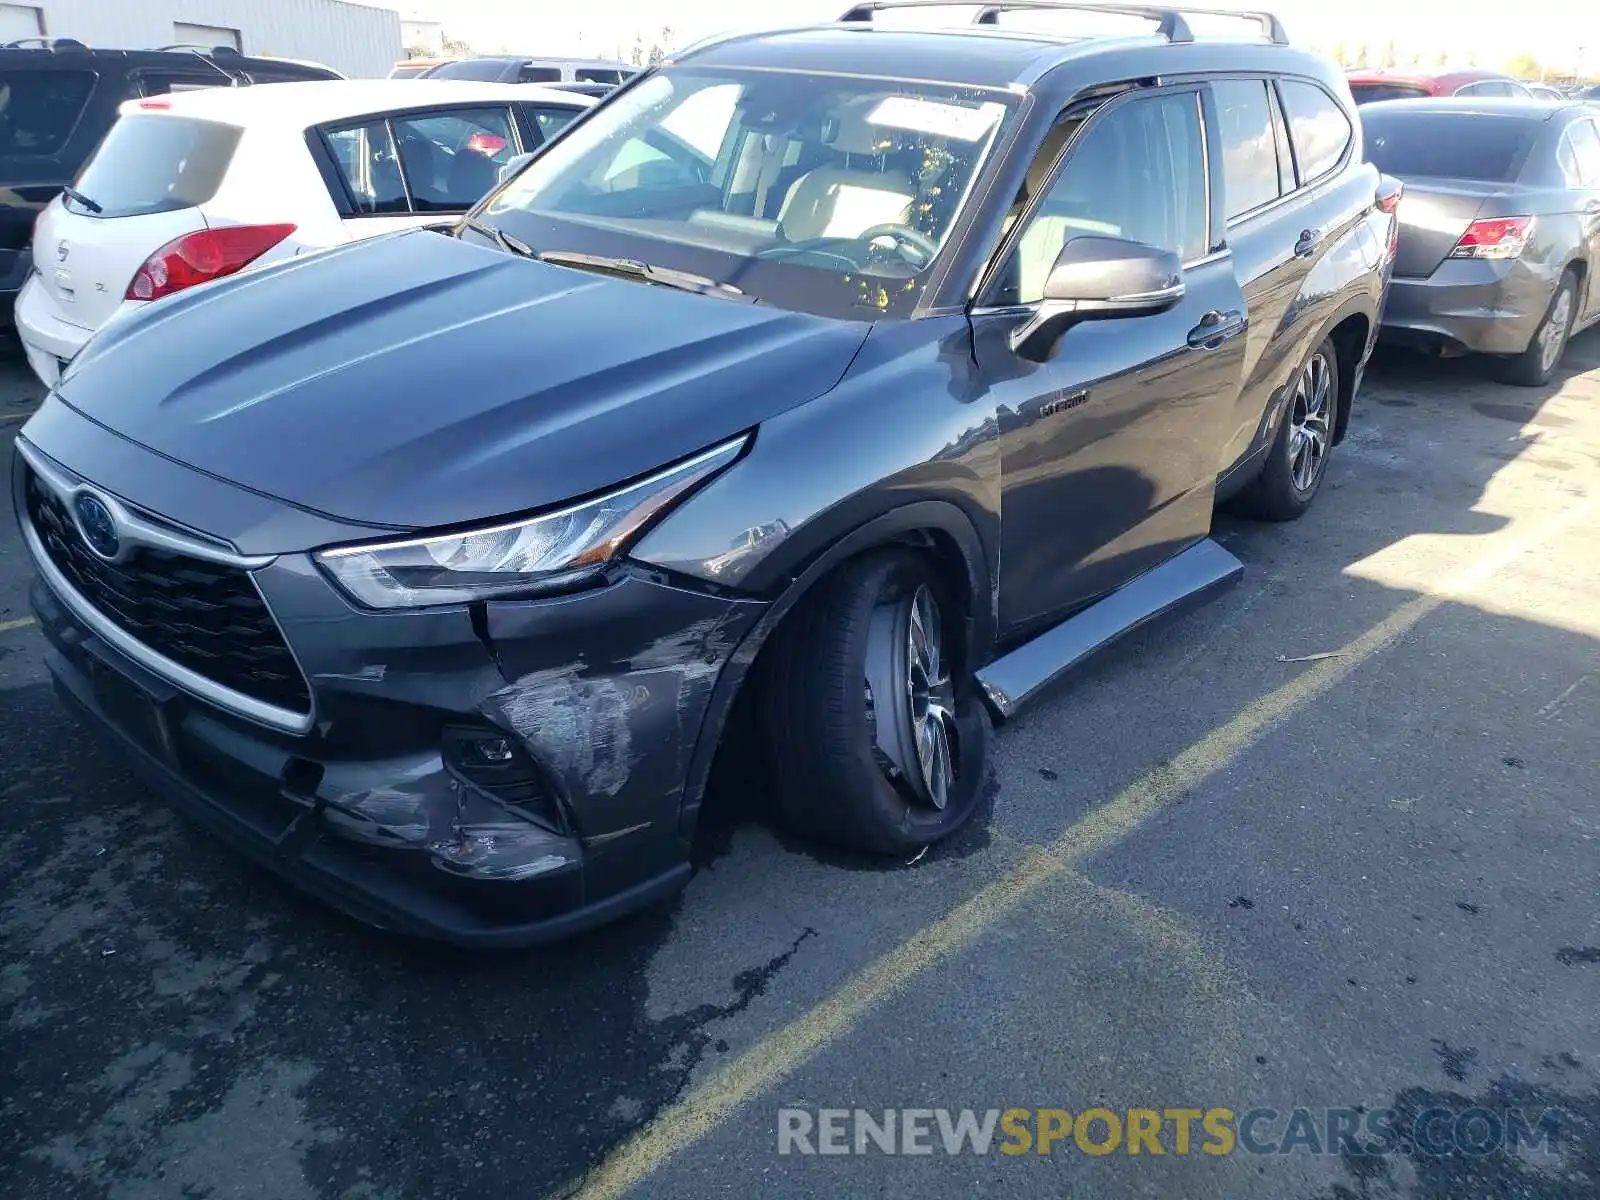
[1187,308,1246,350]
[1294,227,1325,258]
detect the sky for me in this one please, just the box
[385,1,1596,77]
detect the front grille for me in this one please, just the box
[25,469,311,714]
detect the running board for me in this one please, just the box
[975,538,1243,721]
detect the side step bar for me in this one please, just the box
[975,538,1243,721]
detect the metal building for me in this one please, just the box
[0,0,402,78]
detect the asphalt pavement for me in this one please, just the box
[3,332,1599,1200]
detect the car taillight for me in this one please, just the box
[1449,216,1534,261]
[126,224,296,301]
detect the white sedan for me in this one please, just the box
[17,79,591,388]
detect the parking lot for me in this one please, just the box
[3,329,1599,1198]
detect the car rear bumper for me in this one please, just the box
[17,438,770,946]
[14,273,96,387]
[1380,257,1556,356]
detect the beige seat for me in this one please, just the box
[777,113,915,242]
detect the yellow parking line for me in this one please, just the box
[0,617,36,634]
[567,493,1596,1200]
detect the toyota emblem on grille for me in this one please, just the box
[73,492,121,560]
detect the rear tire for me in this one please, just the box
[761,549,992,856]
[1499,270,1576,388]
[1232,336,1339,522]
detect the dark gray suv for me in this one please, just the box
[15,3,1396,944]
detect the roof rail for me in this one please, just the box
[152,42,242,56]
[2,36,89,50]
[838,1,1289,46]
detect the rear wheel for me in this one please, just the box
[761,550,991,855]
[1499,271,1576,388]
[1233,336,1339,522]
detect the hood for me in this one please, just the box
[57,230,871,530]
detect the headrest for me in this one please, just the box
[825,101,895,157]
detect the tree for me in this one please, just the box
[647,25,676,66]
[1504,53,1542,80]
[629,31,645,67]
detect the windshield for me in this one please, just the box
[476,67,1016,319]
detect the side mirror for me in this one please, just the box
[497,152,536,185]
[1010,235,1186,361]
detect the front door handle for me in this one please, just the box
[1187,308,1246,350]
[1294,227,1325,258]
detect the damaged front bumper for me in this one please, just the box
[29,550,768,946]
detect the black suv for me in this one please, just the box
[0,40,340,321]
[15,3,1396,945]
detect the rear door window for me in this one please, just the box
[575,68,622,85]
[1566,120,1600,187]
[0,68,97,156]
[1211,79,1282,218]
[1362,112,1535,182]
[70,114,241,216]
[322,119,409,213]
[392,107,517,210]
[1277,80,1351,182]
[517,64,560,83]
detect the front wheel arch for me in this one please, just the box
[675,501,994,838]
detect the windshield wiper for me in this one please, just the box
[458,216,536,259]
[537,250,749,302]
[62,185,102,214]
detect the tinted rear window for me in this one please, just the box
[0,68,97,157]
[1349,83,1429,104]
[1362,112,1534,181]
[71,115,240,217]
[427,60,511,81]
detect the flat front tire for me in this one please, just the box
[761,549,992,855]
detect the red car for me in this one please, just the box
[1346,69,1533,105]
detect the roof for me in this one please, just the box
[680,23,1325,92]
[447,55,631,67]
[683,26,1157,89]
[1358,97,1581,121]
[117,79,592,126]
[1345,68,1518,88]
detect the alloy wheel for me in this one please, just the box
[1288,351,1333,493]
[865,583,958,810]
[1539,288,1573,376]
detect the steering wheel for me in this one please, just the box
[857,224,940,268]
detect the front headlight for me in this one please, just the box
[315,436,746,609]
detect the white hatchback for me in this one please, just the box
[17,79,591,388]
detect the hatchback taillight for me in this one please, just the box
[126,224,296,301]
[1449,216,1534,261]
